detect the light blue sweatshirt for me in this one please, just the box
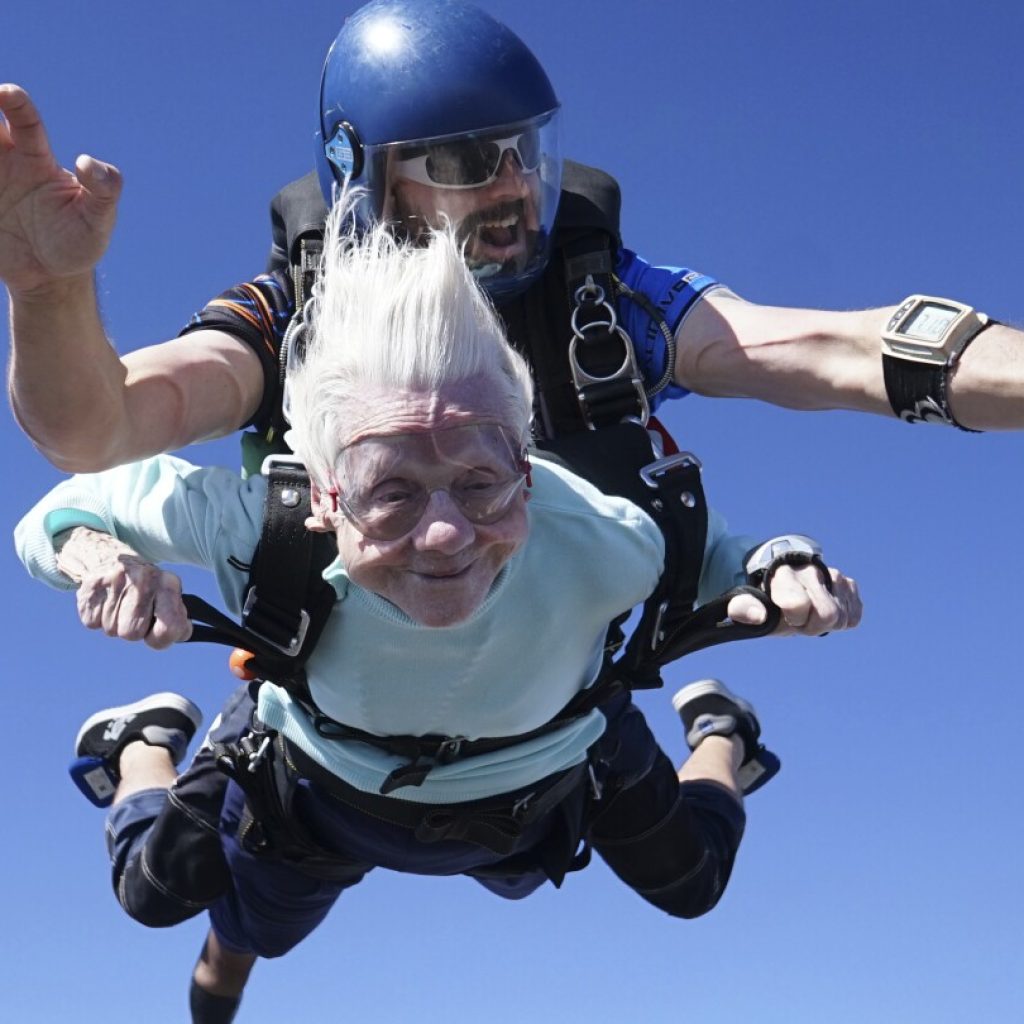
[15,454,750,803]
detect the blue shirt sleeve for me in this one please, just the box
[613,248,724,410]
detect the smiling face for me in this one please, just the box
[389,151,542,278]
[322,383,530,628]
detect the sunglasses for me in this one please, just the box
[393,128,543,190]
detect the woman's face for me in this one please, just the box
[324,383,530,627]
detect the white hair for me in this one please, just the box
[286,193,535,488]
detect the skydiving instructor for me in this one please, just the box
[2,0,1022,481]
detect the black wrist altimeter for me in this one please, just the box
[881,295,994,432]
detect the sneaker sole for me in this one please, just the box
[74,692,203,755]
[671,678,755,718]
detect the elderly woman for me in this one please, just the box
[15,205,860,1023]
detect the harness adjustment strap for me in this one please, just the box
[568,274,650,428]
[380,759,433,795]
[240,456,316,652]
[292,235,323,310]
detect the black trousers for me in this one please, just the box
[107,686,746,931]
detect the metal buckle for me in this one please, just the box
[435,737,466,763]
[259,452,311,512]
[650,599,670,651]
[511,791,536,820]
[259,452,308,477]
[568,275,650,428]
[242,587,311,656]
[639,451,702,490]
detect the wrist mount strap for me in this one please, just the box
[749,551,832,594]
[882,319,1000,433]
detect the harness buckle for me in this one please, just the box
[639,450,702,489]
[242,587,311,656]
[238,452,316,658]
[510,791,536,821]
[294,237,322,309]
[569,274,650,429]
[435,737,467,763]
[259,452,309,477]
[650,599,670,651]
[246,735,272,774]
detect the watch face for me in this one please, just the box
[897,302,960,344]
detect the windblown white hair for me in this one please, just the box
[286,193,535,488]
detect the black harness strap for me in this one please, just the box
[185,456,336,703]
[212,697,593,871]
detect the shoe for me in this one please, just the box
[69,693,203,807]
[671,679,780,795]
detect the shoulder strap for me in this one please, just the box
[502,161,650,436]
[184,456,335,699]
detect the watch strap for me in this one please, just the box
[882,319,1000,432]
[751,551,832,594]
[881,353,970,429]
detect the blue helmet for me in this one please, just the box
[314,0,562,299]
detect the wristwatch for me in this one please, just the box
[881,295,994,431]
[745,534,826,591]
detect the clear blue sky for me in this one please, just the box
[2,1,1023,1021]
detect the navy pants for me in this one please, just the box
[106,685,745,957]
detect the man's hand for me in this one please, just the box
[0,84,121,296]
[727,564,861,637]
[55,527,192,649]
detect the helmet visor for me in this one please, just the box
[364,109,561,299]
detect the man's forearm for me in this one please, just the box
[7,280,265,472]
[7,274,132,470]
[946,322,1023,430]
[678,293,1024,430]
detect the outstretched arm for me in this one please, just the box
[14,453,264,623]
[0,85,264,471]
[676,289,1023,430]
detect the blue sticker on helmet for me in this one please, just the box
[326,125,357,177]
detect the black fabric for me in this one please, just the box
[218,716,591,866]
[184,457,337,700]
[189,980,241,1024]
[882,351,983,432]
[591,766,745,920]
[240,460,337,694]
[266,170,329,276]
[111,733,232,928]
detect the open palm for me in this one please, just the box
[0,84,121,294]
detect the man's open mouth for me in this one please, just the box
[462,201,527,261]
